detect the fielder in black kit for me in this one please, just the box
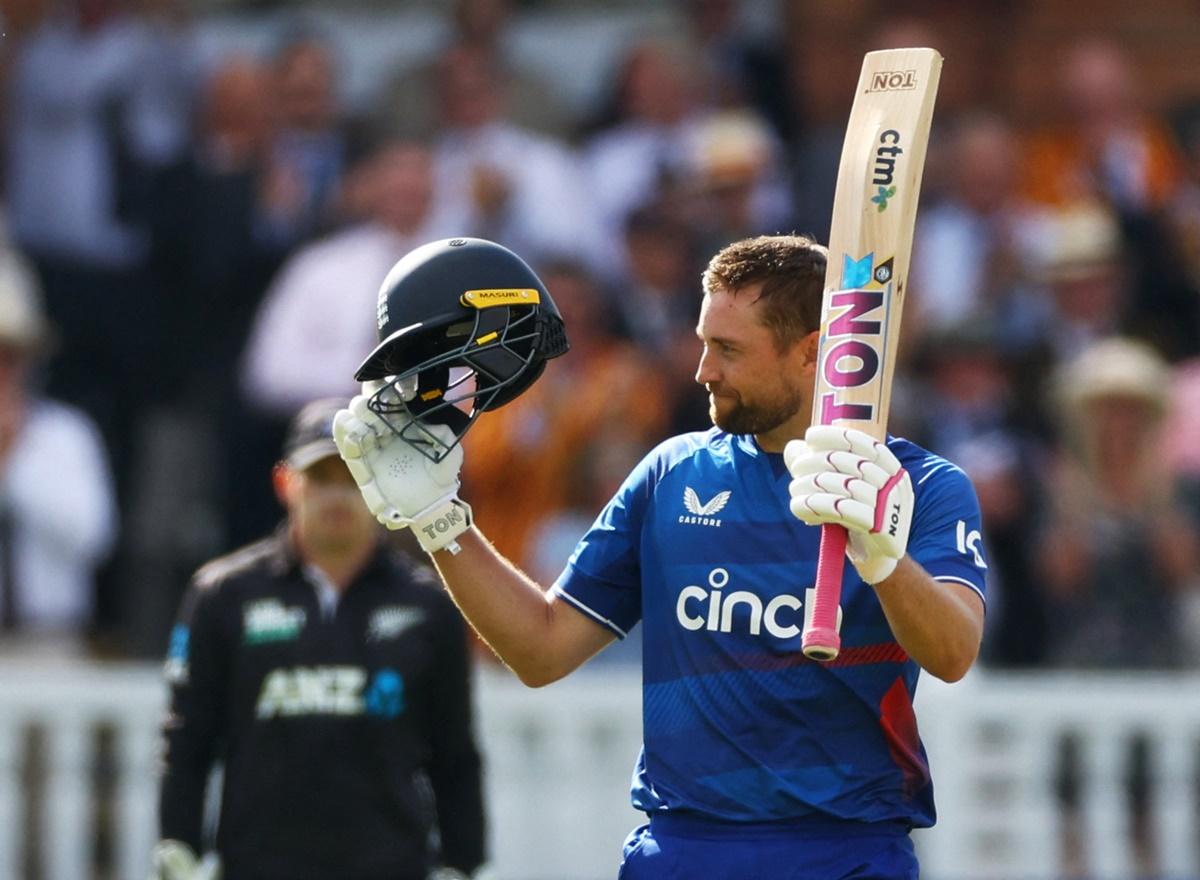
[154,399,486,880]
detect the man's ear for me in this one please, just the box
[797,329,821,376]
[271,463,293,508]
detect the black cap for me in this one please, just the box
[282,398,345,471]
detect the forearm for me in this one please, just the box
[158,755,210,850]
[333,403,614,682]
[429,749,486,872]
[870,556,984,682]
[160,699,220,849]
[432,529,607,686]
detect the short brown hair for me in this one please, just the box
[701,234,827,350]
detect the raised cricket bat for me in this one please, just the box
[801,48,943,662]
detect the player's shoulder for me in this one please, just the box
[886,435,974,491]
[649,426,737,462]
[636,427,733,477]
[190,535,282,598]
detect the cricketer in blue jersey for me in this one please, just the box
[333,234,989,880]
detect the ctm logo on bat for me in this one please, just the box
[818,277,886,425]
[873,130,903,186]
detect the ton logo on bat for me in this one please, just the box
[818,287,885,426]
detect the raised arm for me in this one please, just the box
[333,397,614,686]
[868,557,984,682]
[786,426,986,681]
[433,530,615,686]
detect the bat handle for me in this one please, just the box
[802,524,846,661]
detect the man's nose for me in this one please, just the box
[695,348,718,386]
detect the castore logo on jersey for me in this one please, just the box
[679,487,731,527]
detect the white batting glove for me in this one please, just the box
[150,840,221,880]
[784,425,914,584]
[332,390,473,554]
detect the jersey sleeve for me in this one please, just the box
[158,575,229,850]
[907,462,989,606]
[550,446,661,638]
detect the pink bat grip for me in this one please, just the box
[802,523,846,660]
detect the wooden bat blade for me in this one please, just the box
[802,48,942,662]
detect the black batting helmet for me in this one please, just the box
[355,237,569,460]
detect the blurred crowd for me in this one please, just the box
[2,0,1200,668]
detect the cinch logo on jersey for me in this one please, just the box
[243,600,306,644]
[256,666,405,719]
[367,606,425,642]
[675,568,806,638]
[679,487,730,527]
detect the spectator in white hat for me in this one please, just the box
[0,249,117,652]
[1037,336,1200,669]
[1034,203,1128,360]
[1037,334,1197,880]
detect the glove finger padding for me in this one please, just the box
[782,439,810,472]
[785,425,915,584]
[790,472,878,509]
[333,407,377,458]
[789,452,892,490]
[349,393,391,441]
[804,424,904,472]
[788,482,876,532]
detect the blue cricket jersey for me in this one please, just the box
[552,428,987,829]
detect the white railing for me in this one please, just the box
[476,666,644,880]
[0,661,162,880]
[0,660,646,880]
[0,660,1198,880]
[914,671,1200,880]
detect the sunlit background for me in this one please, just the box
[2,0,1200,877]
